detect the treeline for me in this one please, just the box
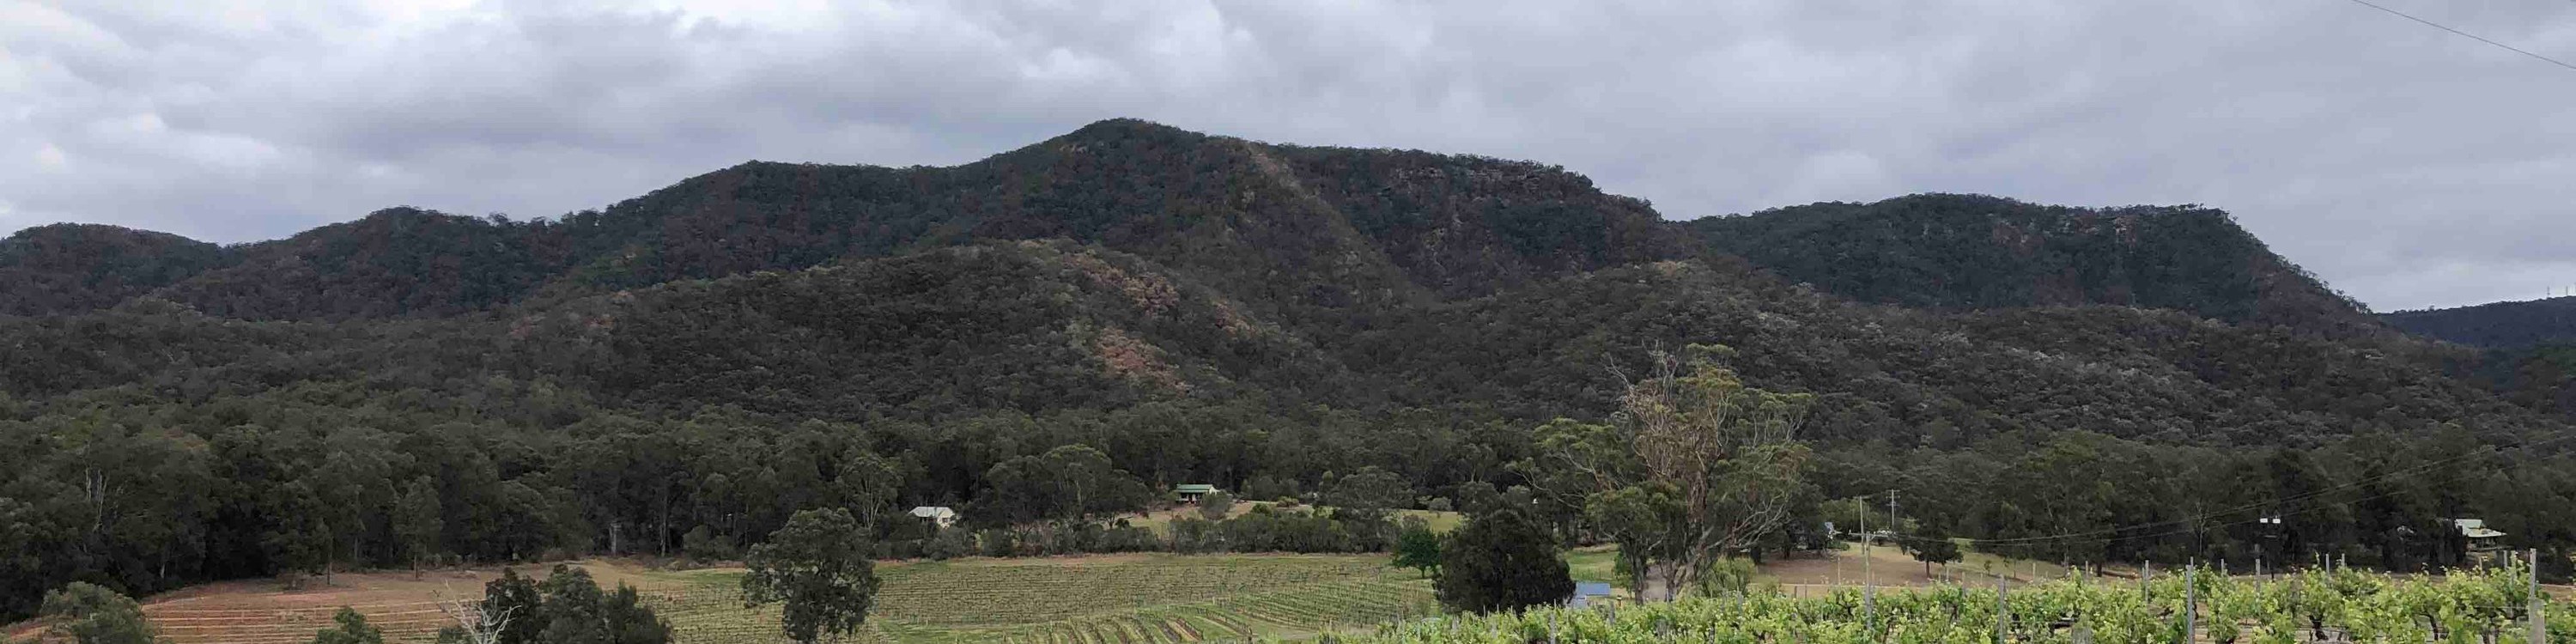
[0,387,1522,620]
[15,374,2576,622]
[1781,428,2576,580]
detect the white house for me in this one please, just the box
[910,506,958,529]
[2452,518,2506,552]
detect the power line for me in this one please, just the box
[2339,0,2576,73]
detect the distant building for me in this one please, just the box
[1174,484,1218,503]
[909,506,958,529]
[2452,518,2506,552]
[1567,582,1616,609]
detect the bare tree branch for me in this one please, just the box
[431,584,513,644]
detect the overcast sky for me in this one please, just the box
[4,1,2572,311]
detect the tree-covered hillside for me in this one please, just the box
[1347,259,2557,449]
[4,120,2571,621]
[159,208,581,320]
[1687,194,2381,337]
[2381,298,2576,420]
[2385,296,2576,349]
[0,223,238,316]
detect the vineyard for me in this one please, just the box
[142,600,453,644]
[0,556,1429,644]
[1353,565,2570,644]
[636,554,1438,643]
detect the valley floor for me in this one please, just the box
[3,544,2107,644]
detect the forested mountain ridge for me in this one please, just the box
[0,223,240,316]
[3,119,1681,327]
[155,208,581,320]
[2384,296,2576,349]
[558,118,1684,310]
[1687,194,2383,337]
[9,119,2576,621]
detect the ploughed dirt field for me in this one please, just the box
[5,566,642,644]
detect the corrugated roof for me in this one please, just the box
[2453,518,2506,538]
[1175,484,1218,494]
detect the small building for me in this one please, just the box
[909,506,958,529]
[1174,484,1219,503]
[1567,582,1616,609]
[2453,518,2506,552]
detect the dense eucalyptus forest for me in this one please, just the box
[5,119,2575,621]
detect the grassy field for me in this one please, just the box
[1565,546,1619,585]
[635,553,1435,643]
[1117,502,1463,538]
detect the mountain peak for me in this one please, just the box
[1059,117,1205,141]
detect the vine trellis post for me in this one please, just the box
[1996,572,2009,644]
[2184,564,2197,644]
[2531,548,2546,644]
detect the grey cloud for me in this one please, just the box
[1,0,2569,310]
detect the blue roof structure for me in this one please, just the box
[1568,582,1615,608]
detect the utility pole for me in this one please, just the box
[1889,489,1899,544]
